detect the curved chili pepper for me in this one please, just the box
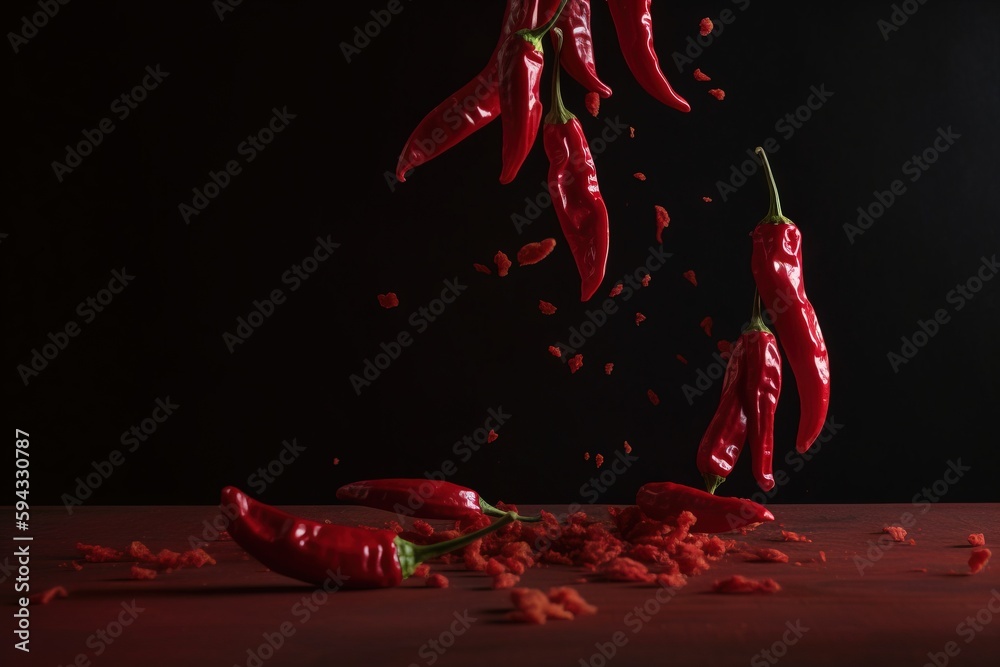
[743,293,782,492]
[335,478,542,522]
[543,28,609,301]
[696,333,748,495]
[606,0,689,113]
[221,486,519,589]
[550,0,612,98]
[636,482,775,534]
[498,0,569,184]
[750,147,830,453]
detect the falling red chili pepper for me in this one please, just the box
[543,27,610,301]
[551,0,611,98]
[498,0,569,184]
[607,0,690,113]
[751,147,830,453]
[636,482,775,534]
[222,486,521,589]
[335,479,541,522]
[696,334,748,494]
[743,293,782,492]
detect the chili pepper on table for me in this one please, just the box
[743,292,782,492]
[221,486,521,589]
[695,332,748,495]
[335,479,542,522]
[750,147,830,453]
[498,0,570,184]
[606,0,690,113]
[551,0,612,98]
[636,482,775,534]
[543,28,610,301]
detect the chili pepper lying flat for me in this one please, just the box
[696,333,748,495]
[335,479,542,522]
[551,0,611,98]
[751,148,830,453]
[543,28,610,301]
[606,0,690,113]
[636,482,774,534]
[743,293,782,492]
[221,486,521,589]
[498,0,569,184]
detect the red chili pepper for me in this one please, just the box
[696,333,747,494]
[550,0,611,98]
[335,479,541,522]
[636,482,775,534]
[606,0,690,113]
[221,486,519,589]
[743,293,782,492]
[498,0,569,184]
[751,148,830,453]
[543,28,610,301]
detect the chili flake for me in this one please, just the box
[517,238,557,266]
[700,316,713,336]
[604,363,614,375]
[883,526,907,542]
[333,458,340,465]
[699,18,713,36]
[780,530,812,543]
[717,340,733,357]
[702,196,713,202]
[683,270,697,286]
[585,92,600,117]
[647,389,660,406]
[473,263,492,275]
[538,300,557,315]
[426,573,450,588]
[595,454,604,468]
[693,68,711,81]
[634,172,647,181]
[635,312,646,325]
[584,452,590,461]
[494,251,512,276]
[708,88,726,100]
[29,586,68,605]
[654,205,670,243]
[569,354,583,373]
[130,565,158,580]
[377,293,399,308]
[623,441,632,454]
[487,429,498,443]
[676,354,688,364]
[641,274,651,287]
[969,548,991,574]
[609,284,623,297]
[712,575,780,594]
[969,533,986,546]
[629,126,635,138]
[548,345,562,358]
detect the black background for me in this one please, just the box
[4,0,999,508]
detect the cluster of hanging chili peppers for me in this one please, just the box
[696,149,830,494]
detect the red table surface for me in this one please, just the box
[3,503,998,667]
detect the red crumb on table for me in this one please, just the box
[819,551,827,562]
[585,92,600,117]
[969,548,991,574]
[600,557,655,582]
[676,354,688,364]
[494,251,512,276]
[712,575,780,594]
[569,354,583,373]
[780,530,812,543]
[548,587,598,616]
[883,526,908,542]
[538,300,557,315]
[473,263,492,275]
[609,284,623,297]
[493,572,520,589]
[487,429,498,443]
[29,586,68,605]
[647,389,660,406]
[634,172,647,181]
[654,205,670,243]
[517,238,557,266]
[76,543,124,563]
[127,541,155,561]
[693,68,711,81]
[426,574,450,588]
[412,564,431,578]
[179,549,216,568]
[641,274,651,287]
[683,270,698,286]
[595,454,605,468]
[507,587,590,624]
[969,533,986,546]
[635,312,646,325]
[130,565,157,580]
[377,293,399,308]
[604,363,614,375]
[623,441,632,454]
[702,196,713,202]
[700,317,713,336]
[708,88,726,100]
[748,548,790,563]
[699,18,713,36]
[413,520,435,537]
[584,452,590,461]
[548,345,562,358]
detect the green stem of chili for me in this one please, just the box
[544,29,575,125]
[744,290,772,334]
[395,512,518,578]
[755,146,791,225]
[479,498,542,522]
[518,0,570,50]
[703,473,726,495]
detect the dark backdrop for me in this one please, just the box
[4,1,999,508]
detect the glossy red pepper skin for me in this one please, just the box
[336,479,482,520]
[498,32,547,184]
[743,322,781,492]
[696,335,748,493]
[750,148,830,453]
[636,482,775,533]
[550,0,611,98]
[606,0,689,113]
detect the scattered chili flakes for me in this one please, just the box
[585,91,600,117]
[635,312,646,325]
[712,575,781,594]
[604,362,614,375]
[634,172,647,181]
[584,452,591,461]
[676,354,688,365]
[538,300,557,315]
[130,565,157,581]
[969,548,991,574]
[548,345,563,358]
[883,526,908,542]
[647,389,660,406]
[600,557,655,582]
[76,543,123,563]
[507,587,585,624]
[780,530,812,543]
[699,18,714,36]
[426,573,450,588]
[569,354,583,373]
[29,586,68,605]
[377,293,399,309]
[641,274,651,287]
[595,454,605,468]
[548,587,598,616]
[969,533,986,547]
[654,205,670,243]
[708,88,726,101]
[748,548,790,563]
[623,441,632,454]
[518,238,557,266]
[702,196,713,203]
[493,572,521,589]
[495,251,512,276]
[413,520,436,537]
[487,429,499,443]
[819,550,827,562]
[699,316,713,336]
[609,283,623,297]
[473,263,492,275]
[693,68,711,81]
